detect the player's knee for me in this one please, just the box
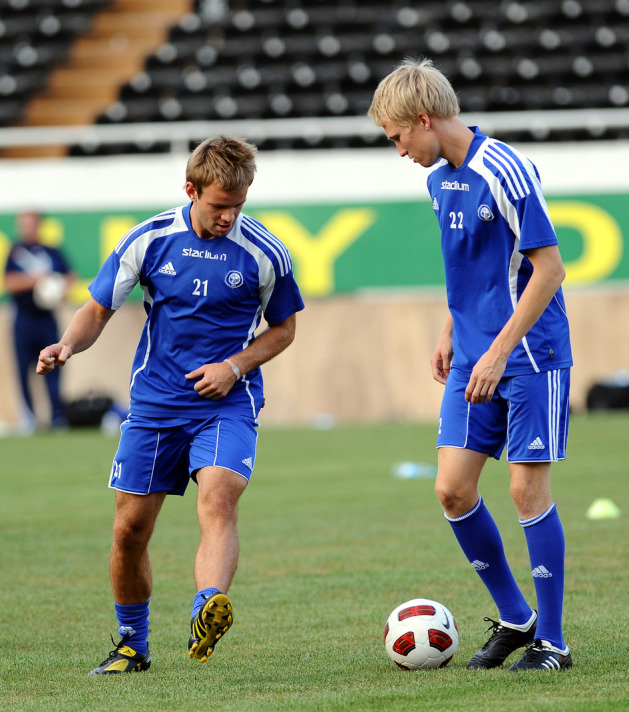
[435,479,478,517]
[198,491,239,524]
[434,480,450,508]
[112,516,153,550]
[509,477,535,511]
[435,480,460,512]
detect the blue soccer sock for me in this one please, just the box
[191,587,222,620]
[446,496,533,625]
[521,503,567,650]
[114,600,149,655]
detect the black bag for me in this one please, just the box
[64,393,114,427]
[586,383,629,411]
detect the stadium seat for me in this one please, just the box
[0,0,113,128]
[5,0,626,153]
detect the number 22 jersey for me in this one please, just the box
[426,127,572,377]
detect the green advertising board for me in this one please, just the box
[1,193,627,303]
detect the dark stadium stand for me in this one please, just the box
[1,0,629,154]
[0,0,113,125]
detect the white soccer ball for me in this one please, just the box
[33,272,66,310]
[384,598,459,670]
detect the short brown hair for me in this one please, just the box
[368,57,460,128]
[186,136,258,194]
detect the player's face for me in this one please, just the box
[186,182,249,239]
[382,115,440,167]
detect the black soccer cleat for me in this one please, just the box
[509,639,573,671]
[89,634,151,675]
[188,592,233,663]
[467,611,537,669]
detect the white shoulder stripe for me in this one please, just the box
[243,215,291,275]
[115,208,178,254]
[111,209,187,308]
[491,144,529,193]
[241,215,291,276]
[485,143,530,200]
[227,221,277,311]
[484,152,521,200]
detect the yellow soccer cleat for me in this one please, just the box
[89,635,151,675]
[188,592,233,663]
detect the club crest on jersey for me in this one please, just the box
[478,204,494,221]
[225,270,244,288]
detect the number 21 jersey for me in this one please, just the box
[89,202,304,418]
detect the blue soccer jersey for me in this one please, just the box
[426,127,572,376]
[89,203,304,418]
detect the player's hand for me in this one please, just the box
[465,351,507,404]
[185,362,237,400]
[37,343,73,374]
[431,339,453,384]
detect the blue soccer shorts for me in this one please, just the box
[108,412,259,495]
[437,368,570,462]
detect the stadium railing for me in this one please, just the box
[1,107,629,154]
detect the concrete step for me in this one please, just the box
[6,0,194,156]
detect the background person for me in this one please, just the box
[369,58,573,672]
[3,210,74,432]
[37,136,305,674]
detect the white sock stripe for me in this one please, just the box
[445,495,483,523]
[519,502,556,527]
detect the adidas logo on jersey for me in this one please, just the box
[241,457,253,469]
[471,559,489,571]
[528,437,545,450]
[432,196,439,211]
[532,565,553,578]
[158,261,176,275]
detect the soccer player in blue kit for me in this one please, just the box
[37,136,304,674]
[369,59,573,671]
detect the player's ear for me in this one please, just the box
[185,181,199,201]
[417,113,431,130]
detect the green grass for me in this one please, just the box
[1,413,628,711]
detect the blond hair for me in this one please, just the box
[368,58,460,128]
[186,136,257,194]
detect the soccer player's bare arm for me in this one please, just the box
[185,314,297,400]
[36,297,115,374]
[231,313,297,375]
[431,314,454,384]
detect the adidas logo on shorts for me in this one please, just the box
[527,437,545,450]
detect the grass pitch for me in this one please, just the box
[1,413,628,711]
